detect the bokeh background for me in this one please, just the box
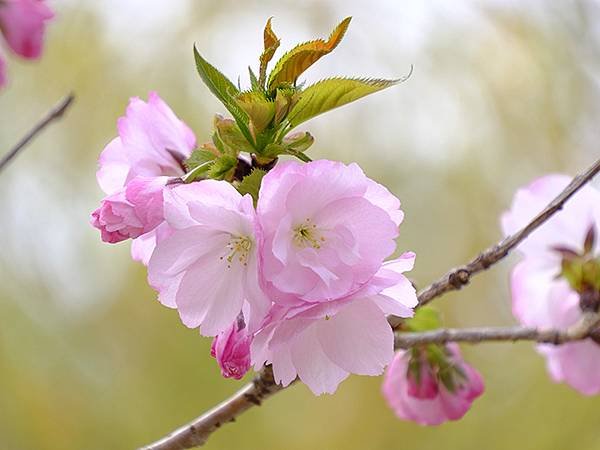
[2,1,600,449]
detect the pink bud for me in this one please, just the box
[406,363,439,399]
[0,0,54,59]
[210,320,252,380]
[382,344,484,426]
[90,177,166,243]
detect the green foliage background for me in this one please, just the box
[1,1,600,449]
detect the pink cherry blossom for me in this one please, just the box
[91,176,167,243]
[211,317,252,380]
[503,174,600,395]
[251,252,418,395]
[93,92,196,264]
[0,0,53,59]
[382,344,484,425]
[147,180,270,336]
[257,160,402,304]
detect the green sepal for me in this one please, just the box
[236,168,267,205]
[183,149,217,172]
[214,114,255,154]
[282,131,314,152]
[207,155,238,180]
[267,17,352,91]
[405,306,442,332]
[288,77,399,128]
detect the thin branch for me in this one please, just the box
[415,156,600,307]
[138,366,287,450]
[137,156,600,450]
[395,312,600,348]
[0,93,75,173]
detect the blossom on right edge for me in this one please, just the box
[502,174,600,395]
[251,252,418,395]
[382,344,484,425]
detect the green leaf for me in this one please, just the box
[207,155,238,180]
[248,66,260,91]
[183,149,217,171]
[288,77,399,127]
[259,17,280,88]
[236,91,275,133]
[267,17,352,91]
[236,168,266,205]
[406,306,442,332]
[193,46,256,147]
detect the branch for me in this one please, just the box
[138,366,287,450]
[137,156,600,450]
[394,312,600,348]
[0,93,75,173]
[415,156,600,307]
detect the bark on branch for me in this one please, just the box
[394,313,600,348]
[415,156,600,307]
[0,93,75,173]
[137,156,600,450]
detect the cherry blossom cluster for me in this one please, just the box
[0,0,53,89]
[91,93,419,395]
[89,15,600,428]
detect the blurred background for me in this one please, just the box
[1,0,600,449]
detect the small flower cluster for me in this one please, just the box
[0,0,53,89]
[503,174,600,395]
[91,93,418,395]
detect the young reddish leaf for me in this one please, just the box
[259,18,280,87]
[267,17,352,91]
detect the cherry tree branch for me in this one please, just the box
[0,93,75,173]
[394,312,600,348]
[138,156,600,450]
[138,366,287,450]
[415,156,600,308]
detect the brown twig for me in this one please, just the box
[414,156,600,308]
[394,312,600,348]
[138,366,287,450]
[137,157,600,450]
[0,93,75,173]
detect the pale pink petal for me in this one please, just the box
[501,174,600,258]
[318,299,394,375]
[0,0,54,59]
[539,341,600,395]
[290,325,349,395]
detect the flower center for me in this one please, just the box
[221,235,252,268]
[293,218,325,249]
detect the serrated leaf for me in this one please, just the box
[236,168,266,205]
[184,149,217,171]
[248,66,260,91]
[267,17,351,91]
[282,131,314,152]
[208,155,238,180]
[288,77,398,127]
[259,17,280,87]
[193,46,256,147]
